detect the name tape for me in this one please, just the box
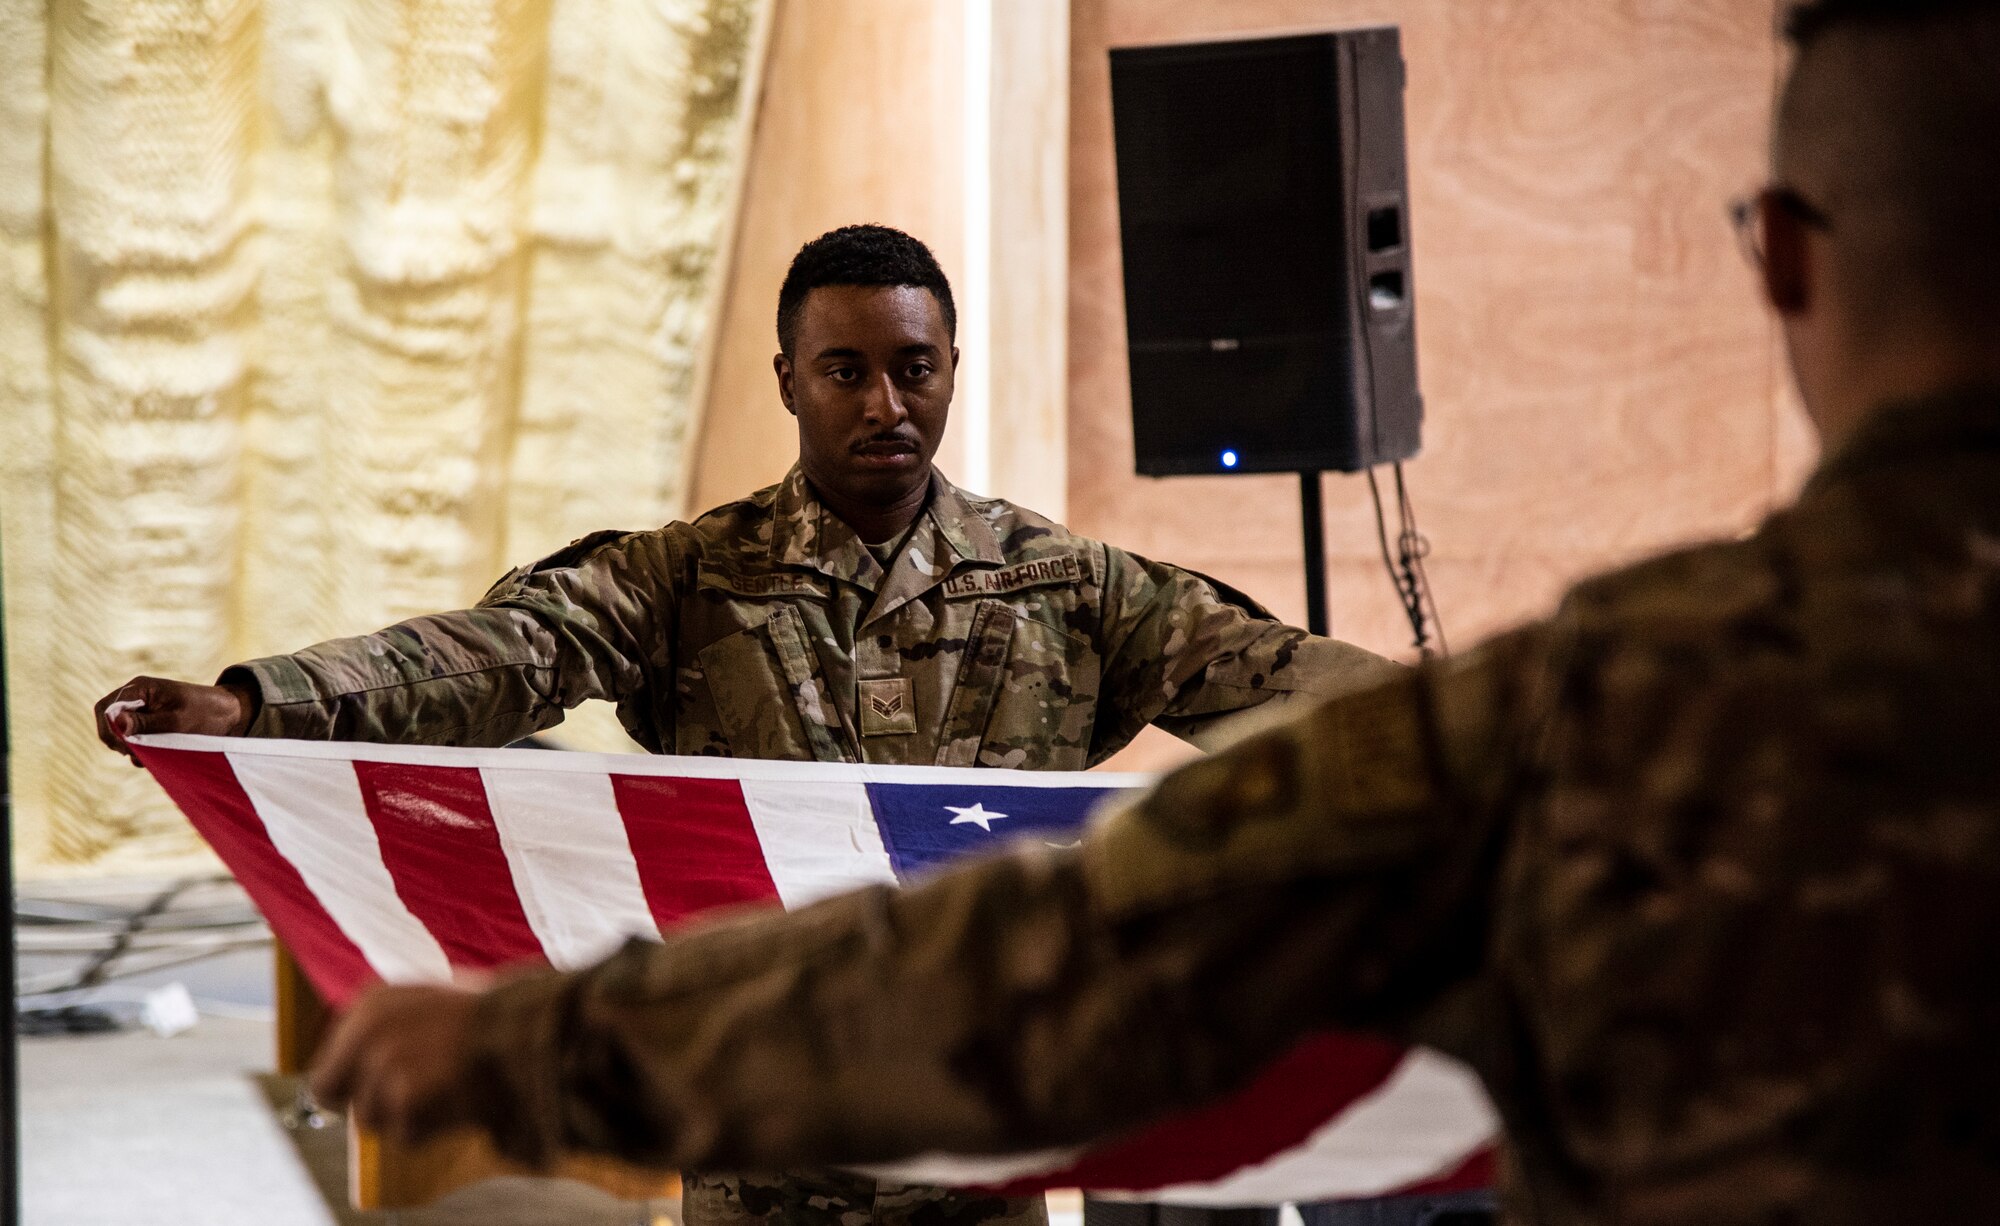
[698,569,829,599]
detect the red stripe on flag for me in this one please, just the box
[133,743,377,1008]
[351,761,545,970]
[992,1033,1408,1196]
[609,775,781,930]
[1393,1144,1496,1198]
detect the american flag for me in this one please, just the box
[130,733,1496,1205]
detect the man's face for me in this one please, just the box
[776,284,956,513]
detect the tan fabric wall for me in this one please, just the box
[1071,0,1817,772]
[1,0,770,876]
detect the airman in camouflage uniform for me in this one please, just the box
[219,461,1393,769]
[304,4,2000,1222]
[98,226,1393,1226]
[314,384,2000,1226]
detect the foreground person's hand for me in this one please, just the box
[309,983,483,1145]
[92,677,257,762]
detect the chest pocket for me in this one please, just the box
[696,605,855,763]
[934,600,1100,769]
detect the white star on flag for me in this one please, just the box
[946,802,1008,833]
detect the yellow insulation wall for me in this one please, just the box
[0,0,771,877]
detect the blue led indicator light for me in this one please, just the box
[1221,450,1240,469]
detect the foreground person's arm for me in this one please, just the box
[313,630,1546,1170]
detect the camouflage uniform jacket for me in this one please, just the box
[227,465,1395,763]
[456,391,2000,1225]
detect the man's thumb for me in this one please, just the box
[104,697,153,741]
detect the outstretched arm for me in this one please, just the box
[312,632,1543,1171]
[93,529,682,752]
[1088,543,1404,760]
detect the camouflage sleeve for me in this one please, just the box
[453,628,1547,1173]
[221,529,682,747]
[1091,543,1403,757]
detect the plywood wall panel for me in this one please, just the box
[1074,0,1789,771]
[691,0,968,511]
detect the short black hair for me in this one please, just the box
[1785,0,1996,48]
[776,225,957,358]
[1777,0,2000,336]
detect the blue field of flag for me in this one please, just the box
[865,782,1133,880]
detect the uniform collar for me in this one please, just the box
[769,465,1005,607]
[925,470,1007,568]
[771,465,876,588]
[1806,385,2000,494]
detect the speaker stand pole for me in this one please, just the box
[1299,471,1329,637]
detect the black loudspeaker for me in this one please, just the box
[1110,27,1422,476]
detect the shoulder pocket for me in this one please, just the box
[932,602,1102,770]
[934,601,1016,766]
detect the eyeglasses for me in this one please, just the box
[1728,186,1833,269]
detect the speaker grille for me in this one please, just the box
[1113,36,1349,346]
[1110,29,1422,477]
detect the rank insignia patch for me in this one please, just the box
[859,677,917,737]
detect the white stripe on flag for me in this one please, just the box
[857,1145,1088,1190]
[1133,1049,1498,1206]
[860,1053,1494,1203]
[740,780,898,909]
[226,751,452,984]
[481,766,661,971]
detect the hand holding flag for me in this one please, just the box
[93,676,257,762]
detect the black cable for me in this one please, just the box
[19,936,273,993]
[1365,465,1400,596]
[16,1007,123,1038]
[16,895,260,930]
[14,877,267,1040]
[1394,462,1448,658]
[56,877,210,996]
[1367,466,1436,656]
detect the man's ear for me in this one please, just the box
[950,346,960,373]
[1761,195,1813,317]
[774,353,797,416]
